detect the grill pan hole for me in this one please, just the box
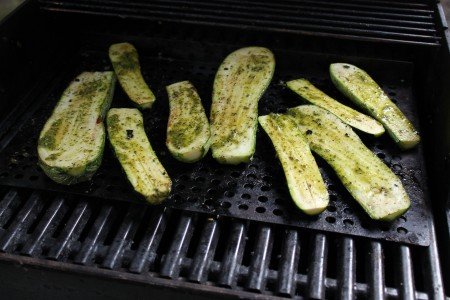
[327,205,336,212]
[241,193,251,200]
[238,204,248,210]
[188,197,198,203]
[246,174,257,180]
[397,227,408,234]
[399,216,407,222]
[210,179,220,186]
[224,191,234,198]
[377,153,386,159]
[258,196,268,203]
[14,174,23,179]
[195,177,205,183]
[344,207,353,214]
[343,219,354,226]
[191,186,201,193]
[221,201,231,208]
[273,209,283,216]
[255,207,265,213]
[176,184,185,190]
[325,216,336,224]
[244,183,254,189]
[261,186,270,192]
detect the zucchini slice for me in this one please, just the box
[286,78,385,136]
[258,114,329,215]
[38,71,116,185]
[210,47,275,164]
[288,105,410,221]
[330,63,420,149]
[166,81,211,163]
[109,42,156,110]
[107,108,171,204]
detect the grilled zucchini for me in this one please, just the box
[330,63,420,149]
[259,114,328,215]
[109,42,156,110]
[286,78,385,136]
[210,47,275,164]
[107,108,171,204]
[38,71,116,185]
[166,81,210,163]
[288,105,410,221]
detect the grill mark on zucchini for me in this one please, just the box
[288,105,410,221]
[286,78,385,136]
[166,81,211,162]
[258,114,328,215]
[38,71,116,184]
[210,47,275,164]
[109,42,156,110]
[107,108,171,204]
[330,63,420,149]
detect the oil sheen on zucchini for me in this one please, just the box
[109,42,156,110]
[38,71,116,185]
[166,81,210,163]
[210,47,275,164]
[286,78,385,136]
[259,114,329,215]
[288,105,410,221]
[107,108,171,204]
[330,63,420,149]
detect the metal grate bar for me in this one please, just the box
[338,237,356,300]
[47,200,90,260]
[276,229,300,296]
[368,241,386,300]
[308,233,328,299]
[0,192,45,252]
[160,212,195,278]
[398,245,416,300]
[101,205,146,269]
[129,208,168,273]
[218,221,247,287]
[422,224,445,299]
[21,197,66,256]
[188,218,219,283]
[246,225,273,291]
[74,205,114,265]
[0,189,19,227]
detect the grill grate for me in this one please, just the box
[38,0,441,46]
[0,42,431,245]
[0,187,444,299]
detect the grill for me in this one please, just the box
[0,0,449,299]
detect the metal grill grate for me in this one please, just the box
[0,187,445,299]
[38,0,441,46]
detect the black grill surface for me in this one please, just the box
[0,41,431,245]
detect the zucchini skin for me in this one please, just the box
[288,105,411,221]
[330,63,420,149]
[286,78,385,136]
[109,42,156,110]
[166,81,211,163]
[38,71,116,185]
[107,108,171,204]
[210,47,275,164]
[259,114,329,215]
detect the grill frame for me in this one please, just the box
[0,0,448,298]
